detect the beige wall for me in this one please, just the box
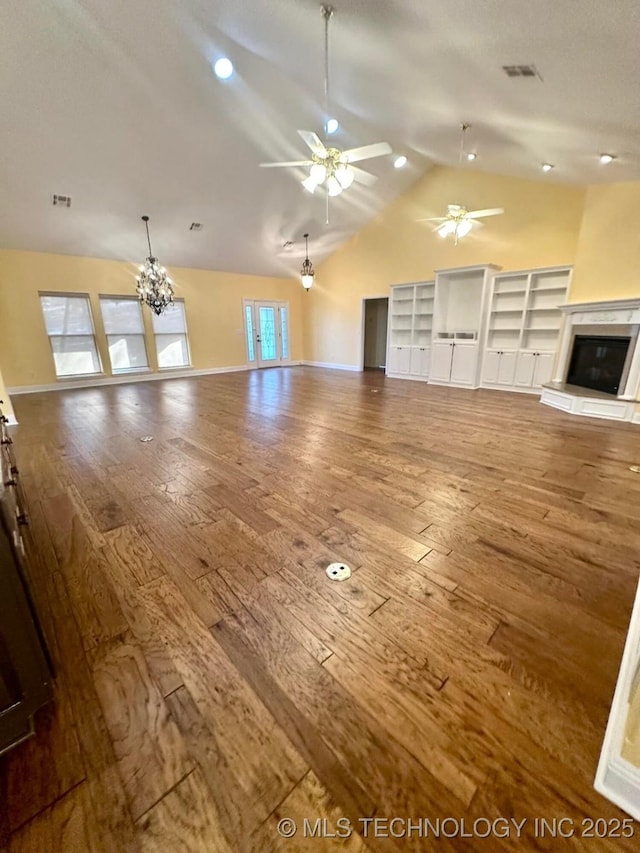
[571,181,640,303]
[305,166,586,366]
[0,249,303,389]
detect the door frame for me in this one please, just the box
[359,296,389,372]
[243,299,291,369]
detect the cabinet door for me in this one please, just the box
[515,351,536,387]
[450,343,478,385]
[410,347,430,377]
[497,351,517,385]
[387,346,411,375]
[482,350,500,384]
[430,343,453,381]
[533,352,554,388]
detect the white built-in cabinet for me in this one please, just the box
[387,281,434,380]
[385,264,571,393]
[481,266,572,393]
[429,265,498,388]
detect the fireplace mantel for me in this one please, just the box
[540,297,640,423]
[559,298,640,327]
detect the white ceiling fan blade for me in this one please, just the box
[297,130,328,157]
[417,217,448,222]
[260,160,314,168]
[466,207,504,218]
[341,141,392,163]
[351,166,377,186]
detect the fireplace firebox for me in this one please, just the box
[566,335,630,395]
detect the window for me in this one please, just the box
[40,294,101,377]
[152,300,190,368]
[99,297,148,373]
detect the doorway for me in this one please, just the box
[243,300,290,368]
[363,297,389,370]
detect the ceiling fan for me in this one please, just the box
[420,203,505,243]
[260,6,392,221]
[418,124,504,242]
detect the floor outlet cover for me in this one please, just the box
[326,562,351,581]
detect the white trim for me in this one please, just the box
[632,412,640,425]
[434,263,502,275]
[302,361,361,372]
[595,578,640,820]
[3,414,18,426]
[8,364,250,395]
[540,387,636,421]
[561,297,640,314]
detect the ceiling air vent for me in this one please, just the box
[52,194,71,207]
[502,64,543,80]
[282,241,294,250]
[189,222,203,231]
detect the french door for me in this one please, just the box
[243,300,290,368]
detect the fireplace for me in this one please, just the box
[567,335,631,395]
[540,297,640,423]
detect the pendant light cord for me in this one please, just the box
[142,216,153,258]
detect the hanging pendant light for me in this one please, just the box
[300,233,315,291]
[135,216,174,315]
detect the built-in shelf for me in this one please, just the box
[484,266,572,392]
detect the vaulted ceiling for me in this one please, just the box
[1,0,639,277]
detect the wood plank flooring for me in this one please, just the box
[2,367,640,851]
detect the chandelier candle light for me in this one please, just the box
[135,216,174,315]
[301,233,315,291]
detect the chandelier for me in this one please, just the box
[300,233,315,291]
[135,216,174,315]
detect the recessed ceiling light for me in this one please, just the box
[599,153,616,164]
[466,152,477,161]
[325,118,339,135]
[542,163,554,172]
[213,57,234,79]
[393,155,408,169]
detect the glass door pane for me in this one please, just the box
[258,305,278,365]
[280,305,289,360]
[245,304,256,363]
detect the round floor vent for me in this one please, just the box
[326,562,351,582]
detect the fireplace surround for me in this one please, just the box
[540,298,640,423]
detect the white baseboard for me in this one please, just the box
[302,361,361,372]
[2,414,18,425]
[8,364,250,395]
[633,412,640,425]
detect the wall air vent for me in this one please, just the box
[502,64,543,80]
[189,222,203,231]
[52,194,71,207]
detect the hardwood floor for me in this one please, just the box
[2,367,640,851]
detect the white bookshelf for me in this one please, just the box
[482,266,572,392]
[387,281,435,379]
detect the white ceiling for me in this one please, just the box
[1,0,640,277]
